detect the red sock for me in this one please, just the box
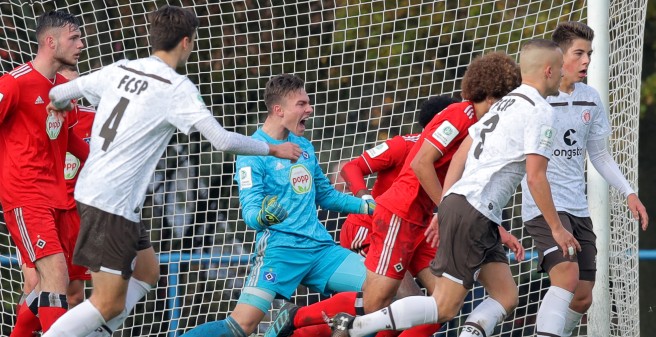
[290,324,332,337]
[397,323,442,337]
[294,292,358,328]
[38,306,66,332]
[10,303,42,337]
[374,331,401,337]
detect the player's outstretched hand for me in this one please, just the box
[359,195,376,215]
[627,193,649,231]
[424,213,440,249]
[257,195,288,227]
[552,225,581,259]
[499,226,524,262]
[269,143,302,162]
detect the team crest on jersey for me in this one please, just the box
[64,152,81,180]
[432,120,459,147]
[539,125,555,149]
[45,113,62,139]
[239,167,253,189]
[366,142,389,158]
[289,164,312,194]
[302,151,310,160]
[263,271,277,283]
[581,110,591,124]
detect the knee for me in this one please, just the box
[570,291,593,312]
[437,303,460,322]
[90,295,126,320]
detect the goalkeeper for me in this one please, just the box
[179,74,376,337]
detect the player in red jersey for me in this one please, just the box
[14,67,93,336]
[0,10,87,335]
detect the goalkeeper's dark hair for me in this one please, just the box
[462,51,521,103]
[264,74,306,113]
[417,95,460,128]
[552,21,595,52]
[149,5,199,52]
[36,11,80,43]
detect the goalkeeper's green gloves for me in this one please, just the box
[360,194,376,215]
[257,195,288,227]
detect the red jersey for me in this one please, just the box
[343,134,419,228]
[65,105,95,210]
[377,101,478,226]
[0,63,72,210]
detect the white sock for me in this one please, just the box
[350,296,437,337]
[536,286,574,337]
[562,307,585,337]
[42,300,106,337]
[459,297,507,337]
[85,277,152,337]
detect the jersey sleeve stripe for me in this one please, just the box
[572,101,596,106]
[118,65,172,84]
[507,93,535,106]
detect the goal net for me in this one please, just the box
[0,1,645,336]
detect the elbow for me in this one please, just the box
[410,156,423,175]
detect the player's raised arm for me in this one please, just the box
[192,116,300,160]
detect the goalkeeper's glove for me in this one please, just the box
[257,195,288,227]
[359,194,376,215]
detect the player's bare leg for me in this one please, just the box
[34,253,70,331]
[459,262,516,337]
[362,270,401,313]
[534,261,577,336]
[562,279,593,336]
[67,280,86,308]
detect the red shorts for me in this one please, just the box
[60,208,91,281]
[339,214,372,256]
[365,205,436,280]
[5,206,64,268]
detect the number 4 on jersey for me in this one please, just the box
[99,97,129,151]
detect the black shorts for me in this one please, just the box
[73,202,152,279]
[525,212,597,281]
[430,194,508,289]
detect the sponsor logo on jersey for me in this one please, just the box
[432,120,459,147]
[581,109,591,124]
[538,124,555,149]
[46,113,62,139]
[553,147,583,159]
[239,167,253,189]
[289,164,312,194]
[34,96,44,105]
[563,129,577,146]
[64,152,81,180]
[366,142,389,158]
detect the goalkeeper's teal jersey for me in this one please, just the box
[235,129,363,248]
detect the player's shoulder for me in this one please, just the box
[428,101,476,126]
[3,63,34,85]
[506,84,551,111]
[120,57,188,87]
[399,133,420,143]
[572,82,602,106]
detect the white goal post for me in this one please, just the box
[0,1,645,336]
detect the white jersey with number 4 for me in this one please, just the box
[445,84,557,224]
[521,82,611,221]
[73,56,212,222]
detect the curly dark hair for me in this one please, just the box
[461,52,521,103]
[264,74,305,112]
[417,95,461,128]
